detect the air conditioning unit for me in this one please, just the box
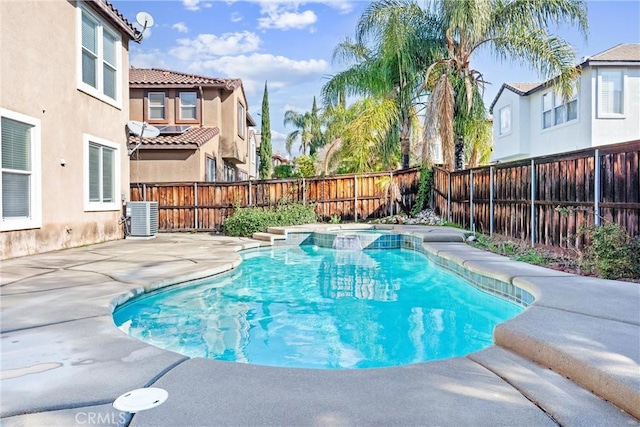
[126,201,159,237]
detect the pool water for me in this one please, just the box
[114,246,523,369]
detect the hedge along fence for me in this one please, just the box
[433,139,640,249]
[130,168,421,232]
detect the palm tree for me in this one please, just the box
[422,0,588,170]
[323,0,444,169]
[283,97,324,156]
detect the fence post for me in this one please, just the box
[469,170,474,232]
[248,179,252,206]
[143,183,147,201]
[302,177,306,205]
[194,182,198,230]
[489,166,495,236]
[594,149,601,226]
[389,171,394,217]
[354,175,358,222]
[531,159,536,247]
[447,171,451,223]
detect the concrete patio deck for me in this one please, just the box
[1,226,638,426]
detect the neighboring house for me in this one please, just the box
[272,153,290,169]
[1,0,141,259]
[128,68,256,183]
[490,44,640,162]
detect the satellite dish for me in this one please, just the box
[128,121,160,138]
[136,12,155,30]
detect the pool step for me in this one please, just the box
[468,346,638,425]
[252,232,287,244]
[266,227,287,235]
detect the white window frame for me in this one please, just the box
[597,68,625,119]
[148,92,166,120]
[83,134,121,212]
[499,105,511,136]
[0,109,42,231]
[179,92,198,121]
[237,102,245,139]
[542,88,579,130]
[77,4,122,109]
[206,156,216,182]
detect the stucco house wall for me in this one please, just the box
[526,72,593,156]
[491,89,528,161]
[490,44,639,163]
[591,66,640,145]
[1,0,138,259]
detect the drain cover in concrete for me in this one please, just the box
[113,388,168,412]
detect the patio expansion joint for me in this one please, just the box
[1,314,107,334]
[142,356,190,388]
[466,354,562,426]
[1,399,134,422]
[0,269,58,287]
[528,302,640,327]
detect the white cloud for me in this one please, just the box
[182,0,201,11]
[230,12,243,22]
[192,53,329,94]
[258,9,317,30]
[129,49,168,69]
[272,130,288,141]
[283,104,305,113]
[318,0,355,14]
[170,32,262,60]
[172,22,189,33]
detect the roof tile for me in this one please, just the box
[128,127,220,149]
[129,68,241,89]
[89,0,141,41]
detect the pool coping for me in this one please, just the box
[1,226,638,425]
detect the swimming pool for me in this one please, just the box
[114,245,524,369]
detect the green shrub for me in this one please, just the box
[411,167,433,216]
[273,164,296,179]
[223,202,317,237]
[581,222,640,279]
[295,155,316,178]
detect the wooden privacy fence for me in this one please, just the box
[130,168,420,232]
[433,140,640,249]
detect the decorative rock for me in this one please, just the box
[369,209,445,226]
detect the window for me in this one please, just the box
[542,88,578,129]
[179,92,198,121]
[499,106,511,135]
[84,135,120,211]
[148,92,166,120]
[237,102,245,138]
[206,157,216,182]
[0,109,41,231]
[224,162,236,182]
[542,93,553,129]
[78,6,121,106]
[598,69,624,116]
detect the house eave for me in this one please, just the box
[87,0,142,42]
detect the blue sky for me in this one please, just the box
[112,0,640,157]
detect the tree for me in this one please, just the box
[259,81,272,179]
[323,0,444,169]
[283,97,324,156]
[422,0,588,170]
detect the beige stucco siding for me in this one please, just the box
[130,139,220,183]
[1,0,132,258]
